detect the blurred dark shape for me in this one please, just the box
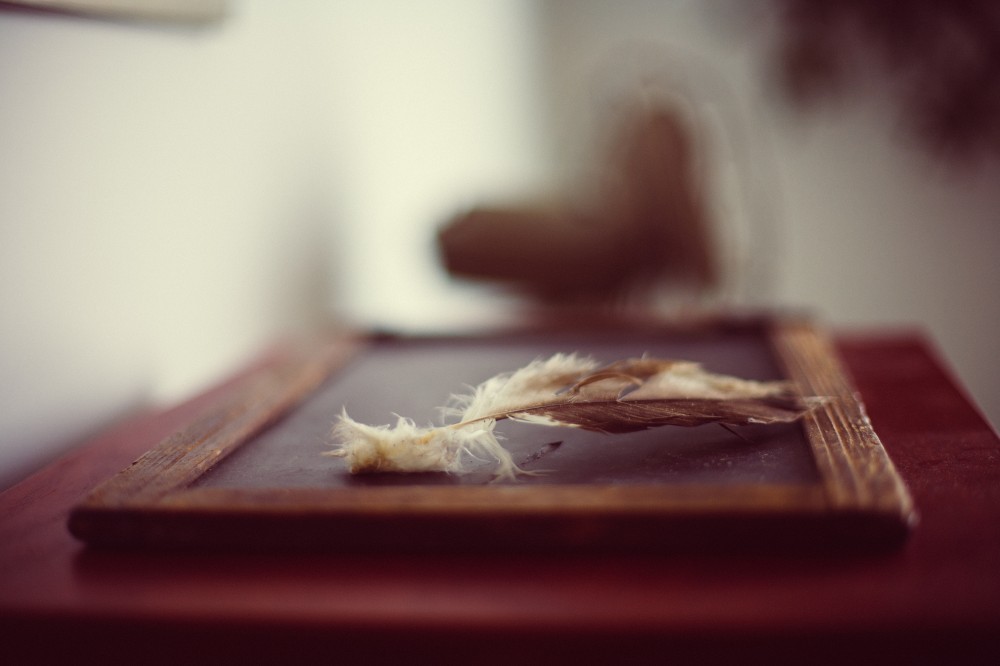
[774,0,1000,162]
[438,102,718,305]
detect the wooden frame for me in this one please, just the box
[68,317,916,552]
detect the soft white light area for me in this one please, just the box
[325,1,546,329]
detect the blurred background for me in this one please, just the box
[2,0,998,489]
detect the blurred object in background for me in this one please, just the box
[772,0,1000,163]
[438,98,718,308]
[7,0,226,23]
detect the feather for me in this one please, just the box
[327,354,823,480]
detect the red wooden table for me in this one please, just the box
[2,331,998,664]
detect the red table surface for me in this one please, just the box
[1,332,998,664]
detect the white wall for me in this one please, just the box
[318,2,546,328]
[0,0,542,488]
[0,2,330,487]
[1,1,996,488]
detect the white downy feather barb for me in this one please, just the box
[327,353,822,480]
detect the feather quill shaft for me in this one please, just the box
[328,354,822,480]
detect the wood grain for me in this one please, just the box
[68,318,916,551]
[73,336,360,508]
[771,321,916,522]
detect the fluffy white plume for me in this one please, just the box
[445,353,599,423]
[329,410,521,480]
